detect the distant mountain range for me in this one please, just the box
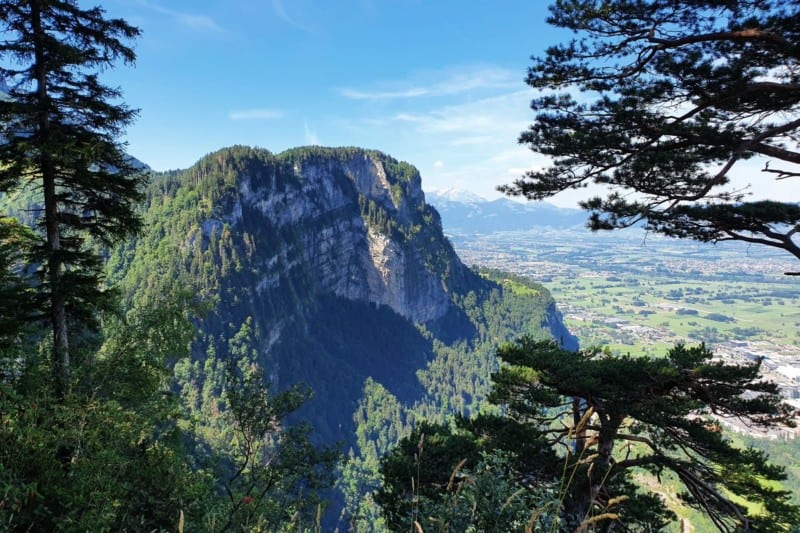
[425,189,588,233]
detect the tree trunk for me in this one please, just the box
[573,397,587,454]
[565,411,623,531]
[31,0,69,398]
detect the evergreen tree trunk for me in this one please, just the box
[45,181,69,397]
[2,1,144,397]
[31,0,69,397]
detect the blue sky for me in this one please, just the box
[93,0,571,202]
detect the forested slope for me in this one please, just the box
[107,145,574,525]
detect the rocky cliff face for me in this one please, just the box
[117,145,573,449]
[228,148,457,324]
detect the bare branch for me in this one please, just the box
[649,28,789,48]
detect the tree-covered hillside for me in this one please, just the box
[105,145,573,526]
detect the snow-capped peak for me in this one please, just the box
[426,187,487,204]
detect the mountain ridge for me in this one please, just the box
[425,188,587,233]
[113,145,574,441]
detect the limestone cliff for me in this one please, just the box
[116,145,572,446]
[227,147,463,324]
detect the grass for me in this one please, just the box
[546,272,800,351]
[499,278,541,297]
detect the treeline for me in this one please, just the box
[0,4,337,531]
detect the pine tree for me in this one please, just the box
[501,1,800,272]
[0,1,144,397]
[490,338,799,531]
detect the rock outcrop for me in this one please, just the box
[118,145,574,449]
[226,147,468,324]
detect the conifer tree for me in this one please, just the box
[502,0,800,272]
[0,1,144,396]
[491,339,799,531]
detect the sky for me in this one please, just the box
[80,0,792,208]
[85,0,576,203]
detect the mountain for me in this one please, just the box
[426,187,486,204]
[107,145,575,524]
[425,189,587,233]
[115,145,571,432]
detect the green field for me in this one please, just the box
[451,229,800,356]
[548,274,800,353]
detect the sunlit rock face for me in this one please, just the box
[231,147,460,324]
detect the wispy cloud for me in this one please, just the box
[304,121,320,145]
[137,1,224,32]
[340,87,431,100]
[228,108,284,121]
[328,73,545,199]
[339,65,520,101]
[272,0,311,32]
[390,90,533,136]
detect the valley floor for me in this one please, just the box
[449,228,800,440]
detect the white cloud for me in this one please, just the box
[389,90,533,136]
[339,65,520,101]
[433,160,444,168]
[272,0,311,31]
[340,87,430,100]
[304,121,320,145]
[137,1,224,32]
[228,109,284,121]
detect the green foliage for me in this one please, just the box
[413,450,562,533]
[1,293,339,531]
[0,217,37,343]
[375,422,482,531]
[0,0,146,396]
[213,359,339,531]
[376,423,563,533]
[168,316,340,531]
[501,0,800,269]
[0,294,201,531]
[490,339,799,531]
